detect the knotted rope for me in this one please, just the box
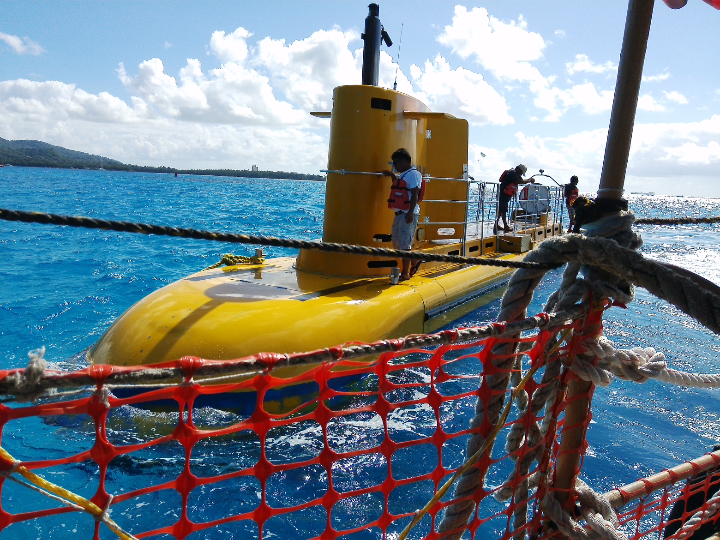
[436,208,720,538]
[438,210,640,538]
[1,347,54,403]
[543,480,628,540]
[572,337,720,388]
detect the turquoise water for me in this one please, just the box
[2,167,720,538]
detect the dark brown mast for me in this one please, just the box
[553,0,656,509]
[597,0,656,200]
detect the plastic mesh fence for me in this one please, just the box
[0,311,716,539]
[603,453,720,540]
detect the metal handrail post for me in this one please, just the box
[479,183,486,255]
[462,165,470,256]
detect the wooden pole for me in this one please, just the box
[551,310,604,509]
[597,0,655,200]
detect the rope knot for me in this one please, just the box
[4,347,51,403]
[442,329,460,344]
[94,494,114,523]
[0,458,21,478]
[544,479,627,540]
[491,322,507,335]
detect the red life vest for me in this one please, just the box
[387,168,425,211]
[499,170,517,196]
[568,187,579,204]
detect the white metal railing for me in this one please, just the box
[321,168,568,256]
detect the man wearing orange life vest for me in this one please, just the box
[494,164,534,234]
[564,175,579,233]
[381,148,422,281]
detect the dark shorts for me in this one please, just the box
[498,195,510,214]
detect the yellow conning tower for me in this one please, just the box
[296,85,469,277]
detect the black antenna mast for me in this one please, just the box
[393,23,403,90]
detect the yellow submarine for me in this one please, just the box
[88,5,564,399]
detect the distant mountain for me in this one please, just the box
[0,138,324,181]
[0,138,126,170]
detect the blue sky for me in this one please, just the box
[1,1,719,195]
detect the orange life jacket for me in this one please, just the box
[387,168,425,211]
[500,170,517,196]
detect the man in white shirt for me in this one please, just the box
[381,148,422,281]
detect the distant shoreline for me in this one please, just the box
[0,138,325,181]
[0,163,325,182]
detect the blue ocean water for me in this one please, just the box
[2,167,720,538]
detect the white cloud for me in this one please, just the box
[0,32,44,55]
[471,115,720,196]
[209,27,252,64]
[635,116,720,167]
[643,72,670,82]
[438,6,546,80]
[555,30,566,38]
[662,141,720,165]
[410,56,513,126]
[0,79,151,124]
[470,128,605,185]
[0,25,397,173]
[436,6,616,122]
[556,82,614,114]
[255,28,360,111]
[438,6,564,120]
[638,94,665,112]
[164,41,173,50]
[663,90,688,104]
[566,54,616,75]
[0,79,328,171]
[118,50,307,126]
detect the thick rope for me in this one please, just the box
[0,447,137,540]
[0,307,584,400]
[572,336,720,388]
[204,253,265,270]
[438,211,639,538]
[8,208,720,537]
[543,480,628,540]
[1,347,55,403]
[0,208,558,271]
[665,485,720,540]
[498,330,571,539]
[397,336,570,540]
[635,216,720,226]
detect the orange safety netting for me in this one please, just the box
[0,308,716,539]
[607,453,720,540]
